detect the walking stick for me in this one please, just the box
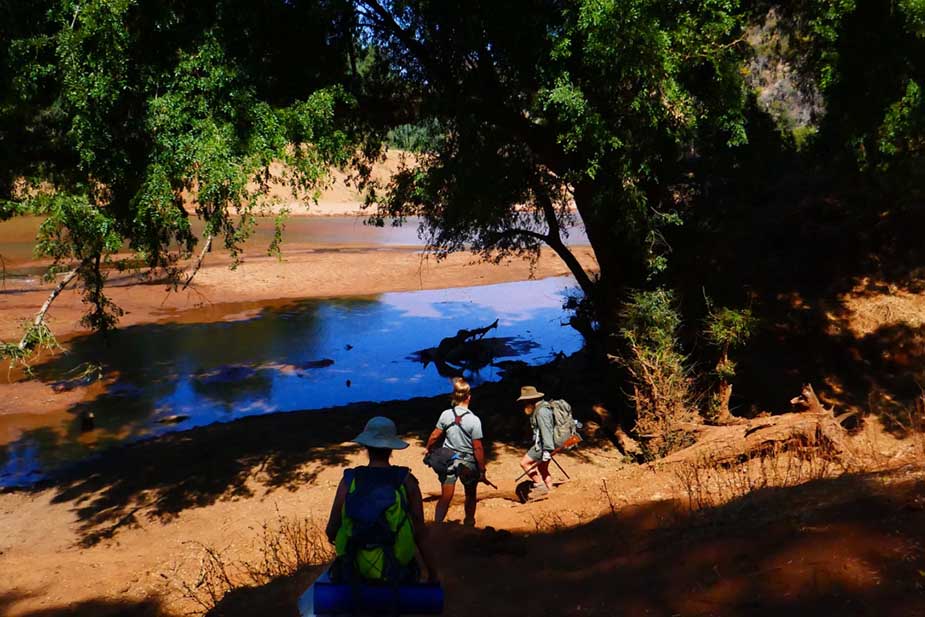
[550,455,571,479]
[514,435,580,482]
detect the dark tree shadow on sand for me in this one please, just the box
[10,352,608,548]
[0,592,167,617]
[161,468,925,617]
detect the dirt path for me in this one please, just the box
[1,376,923,617]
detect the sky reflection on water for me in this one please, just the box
[0,276,583,485]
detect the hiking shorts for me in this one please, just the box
[439,456,479,487]
[526,445,545,462]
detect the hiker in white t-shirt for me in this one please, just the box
[424,377,486,526]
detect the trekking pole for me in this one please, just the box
[514,435,581,482]
[515,454,572,482]
[550,455,570,480]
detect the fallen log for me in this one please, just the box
[659,384,853,467]
[590,404,644,458]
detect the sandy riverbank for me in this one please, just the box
[0,244,598,421]
[0,371,922,617]
[1,245,598,343]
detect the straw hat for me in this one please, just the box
[352,416,409,450]
[516,385,545,402]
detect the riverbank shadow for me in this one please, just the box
[2,276,583,487]
[190,468,925,617]
[12,351,607,548]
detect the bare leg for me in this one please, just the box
[463,482,478,526]
[520,453,542,484]
[537,461,553,490]
[434,483,455,523]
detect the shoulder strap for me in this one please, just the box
[352,465,408,488]
[450,408,473,440]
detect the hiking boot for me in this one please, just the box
[463,517,476,527]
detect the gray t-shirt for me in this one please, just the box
[436,406,483,456]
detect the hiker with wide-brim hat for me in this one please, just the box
[324,416,439,584]
[517,386,556,494]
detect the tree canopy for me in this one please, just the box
[2,0,924,379]
[360,0,751,315]
[1,0,361,355]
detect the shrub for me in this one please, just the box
[703,305,755,423]
[619,289,699,456]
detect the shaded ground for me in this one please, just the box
[433,469,925,617]
[8,461,925,616]
[3,351,607,548]
[672,174,925,433]
[193,465,925,617]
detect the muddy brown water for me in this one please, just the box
[0,215,589,268]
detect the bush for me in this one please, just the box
[703,305,755,423]
[386,119,445,152]
[170,512,333,614]
[619,289,699,456]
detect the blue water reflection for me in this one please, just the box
[0,276,582,485]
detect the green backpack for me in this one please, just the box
[332,466,418,583]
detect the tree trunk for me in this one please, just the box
[18,262,86,351]
[711,379,735,424]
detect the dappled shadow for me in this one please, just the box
[41,406,363,547]
[10,349,611,547]
[0,593,168,617]
[731,302,925,432]
[192,468,925,616]
[672,172,925,426]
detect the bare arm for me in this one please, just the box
[325,476,349,543]
[405,474,439,582]
[472,438,486,476]
[424,427,444,452]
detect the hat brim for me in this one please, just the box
[516,392,545,402]
[352,433,409,450]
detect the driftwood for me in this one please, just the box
[659,384,853,467]
[415,319,501,376]
[591,404,643,457]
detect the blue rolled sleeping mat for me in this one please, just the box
[313,581,444,615]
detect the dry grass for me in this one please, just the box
[167,511,333,614]
[673,440,845,512]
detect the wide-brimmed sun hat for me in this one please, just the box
[352,416,409,450]
[516,385,545,402]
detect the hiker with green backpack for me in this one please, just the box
[517,385,580,496]
[324,416,439,585]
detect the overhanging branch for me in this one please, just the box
[18,259,90,351]
[182,234,213,291]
